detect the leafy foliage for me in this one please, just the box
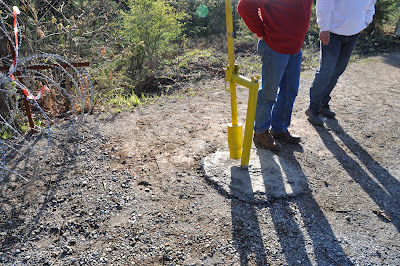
[2,0,398,111]
[122,0,187,73]
[368,0,400,34]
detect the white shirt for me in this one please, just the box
[316,0,377,36]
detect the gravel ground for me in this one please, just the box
[0,52,399,265]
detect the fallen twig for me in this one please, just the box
[372,209,391,222]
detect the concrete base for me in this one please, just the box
[203,149,309,204]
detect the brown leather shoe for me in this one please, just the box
[272,131,301,144]
[253,130,281,151]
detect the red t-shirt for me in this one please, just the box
[238,0,312,54]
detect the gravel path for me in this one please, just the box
[0,52,399,265]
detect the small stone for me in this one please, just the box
[63,245,73,255]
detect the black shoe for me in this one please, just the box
[321,105,336,118]
[272,131,301,144]
[305,108,324,126]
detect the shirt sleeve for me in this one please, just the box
[237,0,270,37]
[316,0,334,32]
[365,0,377,26]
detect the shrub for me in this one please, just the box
[122,0,188,76]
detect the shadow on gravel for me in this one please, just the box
[316,119,400,233]
[382,52,400,69]
[259,145,351,265]
[230,145,352,265]
[0,134,80,258]
[230,168,268,265]
[0,132,43,197]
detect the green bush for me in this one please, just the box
[366,0,399,34]
[122,0,188,76]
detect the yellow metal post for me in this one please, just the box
[240,78,259,167]
[225,0,242,159]
[225,0,235,75]
[225,0,259,167]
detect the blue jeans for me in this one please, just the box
[309,32,360,113]
[254,40,302,134]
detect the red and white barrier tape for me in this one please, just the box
[9,6,20,75]
[9,6,50,100]
[10,74,50,100]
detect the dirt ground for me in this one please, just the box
[0,52,399,265]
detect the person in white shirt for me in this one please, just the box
[305,0,377,126]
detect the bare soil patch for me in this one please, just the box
[0,52,399,265]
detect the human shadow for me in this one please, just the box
[258,144,352,265]
[230,167,269,265]
[230,143,352,265]
[316,119,400,232]
[382,52,400,69]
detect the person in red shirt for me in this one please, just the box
[238,0,313,151]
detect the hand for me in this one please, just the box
[319,31,330,45]
[255,34,263,40]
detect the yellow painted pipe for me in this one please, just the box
[225,0,238,127]
[225,0,242,159]
[241,82,259,167]
[225,0,259,166]
[228,122,243,159]
[232,74,258,90]
[225,0,235,68]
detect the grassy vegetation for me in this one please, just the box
[95,32,399,112]
[106,94,143,113]
[88,1,400,111]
